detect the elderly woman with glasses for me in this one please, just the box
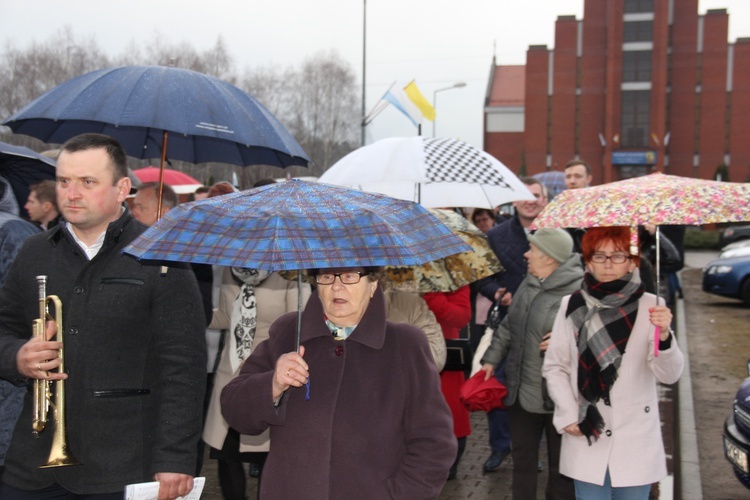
[542,227,684,499]
[221,267,456,499]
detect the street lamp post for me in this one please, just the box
[432,82,466,138]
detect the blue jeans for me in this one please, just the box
[574,469,651,500]
[487,359,511,453]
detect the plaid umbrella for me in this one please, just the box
[385,209,503,292]
[124,179,472,271]
[532,170,566,200]
[319,136,535,209]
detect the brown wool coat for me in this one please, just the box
[221,287,457,499]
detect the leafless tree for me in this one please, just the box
[0,31,358,185]
[0,27,109,121]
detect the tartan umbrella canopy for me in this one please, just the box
[124,179,472,272]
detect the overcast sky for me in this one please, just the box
[2,0,749,151]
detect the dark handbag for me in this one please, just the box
[443,338,474,372]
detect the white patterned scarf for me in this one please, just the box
[229,267,271,372]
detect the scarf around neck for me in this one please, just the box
[229,267,271,372]
[565,267,645,443]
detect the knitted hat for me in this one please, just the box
[528,228,574,264]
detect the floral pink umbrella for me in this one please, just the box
[530,172,750,354]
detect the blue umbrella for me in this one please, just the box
[533,170,566,200]
[2,65,309,169]
[0,141,56,218]
[124,179,472,271]
[125,179,472,352]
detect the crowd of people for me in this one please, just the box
[0,134,686,500]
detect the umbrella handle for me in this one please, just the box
[654,326,660,358]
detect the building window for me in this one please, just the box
[621,91,651,148]
[624,0,654,13]
[622,51,652,82]
[623,21,653,42]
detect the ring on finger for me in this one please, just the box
[286,369,291,377]
[36,363,41,370]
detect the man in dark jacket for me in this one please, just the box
[0,176,40,477]
[0,134,206,499]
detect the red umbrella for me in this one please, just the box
[459,371,507,412]
[132,166,201,186]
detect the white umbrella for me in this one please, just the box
[319,137,535,208]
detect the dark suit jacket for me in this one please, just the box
[0,211,206,494]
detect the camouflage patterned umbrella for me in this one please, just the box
[385,209,503,293]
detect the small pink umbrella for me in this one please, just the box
[132,166,201,186]
[531,172,750,355]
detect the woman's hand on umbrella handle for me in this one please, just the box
[480,364,495,381]
[648,306,672,339]
[563,422,583,437]
[272,346,308,400]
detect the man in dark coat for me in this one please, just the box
[0,176,40,477]
[0,134,206,499]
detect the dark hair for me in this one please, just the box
[471,208,495,223]
[208,182,235,198]
[194,186,209,195]
[581,227,640,266]
[253,178,277,188]
[564,159,590,175]
[137,181,178,209]
[520,176,547,199]
[29,180,58,209]
[60,133,128,183]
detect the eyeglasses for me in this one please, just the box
[314,271,369,285]
[590,253,631,264]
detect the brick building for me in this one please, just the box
[484,0,750,184]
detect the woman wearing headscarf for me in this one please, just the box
[543,227,684,499]
[221,267,456,499]
[480,228,581,499]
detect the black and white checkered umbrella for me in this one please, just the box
[320,137,535,208]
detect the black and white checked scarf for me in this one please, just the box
[229,268,270,372]
[565,268,644,444]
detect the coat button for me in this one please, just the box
[68,327,78,335]
[335,345,344,356]
[605,430,612,437]
[645,406,650,413]
[74,286,84,294]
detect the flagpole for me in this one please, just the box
[361,0,367,146]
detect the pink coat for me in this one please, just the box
[542,293,684,487]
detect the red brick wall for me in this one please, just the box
[484,131,524,172]
[730,39,750,182]
[698,10,729,179]
[667,0,699,178]
[579,0,608,184]
[649,0,670,171]
[550,16,579,168]
[523,46,550,169]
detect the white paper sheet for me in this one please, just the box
[124,476,205,500]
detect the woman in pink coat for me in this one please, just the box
[542,227,684,499]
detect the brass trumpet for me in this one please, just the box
[32,275,80,468]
